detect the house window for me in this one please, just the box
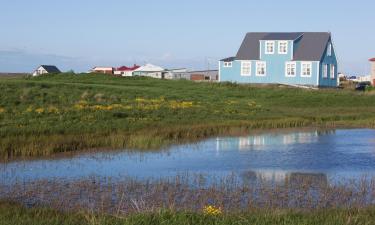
[256,61,266,76]
[323,64,328,78]
[279,41,288,54]
[301,62,312,77]
[285,62,296,77]
[265,41,275,54]
[241,61,251,76]
[223,62,232,68]
[327,43,332,56]
[330,64,335,79]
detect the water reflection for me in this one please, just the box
[217,130,335,151]
[1,129,375,186]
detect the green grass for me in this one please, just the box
[1,202,375,225]
[1,73,375,159]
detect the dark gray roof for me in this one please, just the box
[234,32,331,61]
[41,65,61,73]
[293,33,331,61]
[261,32,303,40]
[220,56,236,62]
[236,32,267,60]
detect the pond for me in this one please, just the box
[2,129,375,185]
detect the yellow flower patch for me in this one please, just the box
[203,205,222,216]
[169,101,194,109]
[35,108,45,114]
[0,107,5,113]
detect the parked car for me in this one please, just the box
[355,81,372,91]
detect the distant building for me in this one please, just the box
[163,68,188,80]
[32,65,61,76]
[92,67,114,74]
[370,58,375,85]
[114,65,140,77]
[133,64,165,79]
[220,32,338,87]
[184,70,218,81]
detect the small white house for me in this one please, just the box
[32,65,61,76]
[133,64,165,79]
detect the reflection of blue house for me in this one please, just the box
[219,32,338,87]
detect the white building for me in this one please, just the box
[133,64,165,79]
[32,65,61,76]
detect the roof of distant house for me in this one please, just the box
[226,32,331,62]
[116,65,140,71]
[369,58,375,62]
[40,65,61,73]
[134,64,165,72]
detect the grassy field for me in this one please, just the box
[1,73,375,159]
[1,201,375,225]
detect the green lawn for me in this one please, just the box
[1,73,375,159]
[1,202,375,225]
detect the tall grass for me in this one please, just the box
[2,175,375,215]
[1,201,375,225]
[1,73,375,160]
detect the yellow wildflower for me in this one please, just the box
[0,107,5,113]
[26,106,33,113]
[35,108,45,114]
[203,205,222,216]
[169,101,194,109]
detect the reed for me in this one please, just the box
[1,175,375,224]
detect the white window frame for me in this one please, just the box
[240,61,251,76]
[278,41,288,54]
[327,43,332,56]
[265,41,275,54]
[285,62,296,77]
[323,64,328,78]
[256,61,267,76]
[301,62,312,77]
[330,64,335,79]
[223,62,232,68]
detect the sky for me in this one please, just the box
[0,0,374,75]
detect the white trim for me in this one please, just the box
[323,64,328,78]
[256,61,267,76]
[278,41,288,54]
[327,43,332,56]
[265,41,275,54]
[317,62,320,86]
[285,62,296,77]
[330,64,335,79]
[301,62,313,77]
[240,61,252,76]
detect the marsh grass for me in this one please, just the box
[2,73,375,160]
[2,175,375,216]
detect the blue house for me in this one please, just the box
[219,32,338,87]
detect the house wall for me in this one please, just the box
[371,62,375,85]
[32,67,48,76]
[318,39,338,87]
[220,60,319,86]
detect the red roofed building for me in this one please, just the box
[370,58,375,85]
[114,64,140,77]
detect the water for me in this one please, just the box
[2,129,375,185]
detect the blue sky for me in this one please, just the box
[0,0,374,74]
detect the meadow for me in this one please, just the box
[2,201,375,225]
[1,73,375,160]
